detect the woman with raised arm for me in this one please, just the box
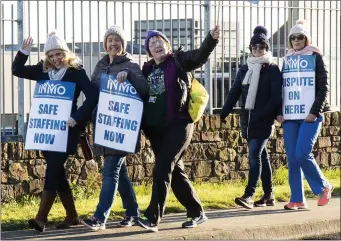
[12,31,98,232]
[135,25,220,232]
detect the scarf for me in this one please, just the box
[48,67,67,80]
[242,51,272,110]
[286,45,321,56]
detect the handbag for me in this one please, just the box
[188,79,209,122]
[79,132,93,161]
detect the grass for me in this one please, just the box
[1,166,340,231]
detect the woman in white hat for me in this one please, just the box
[12,31,98,232]
[277,20,333,210]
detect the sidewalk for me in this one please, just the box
[1,198,340,240]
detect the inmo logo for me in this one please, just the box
[106,77,137,95]
[38,83,66,95]
[284,56,308,69]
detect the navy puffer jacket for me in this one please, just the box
[220,63,282,140]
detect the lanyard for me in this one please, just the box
[152,65,159,90]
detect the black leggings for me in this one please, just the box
[43,151,71,194]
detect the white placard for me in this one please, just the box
[94,74,143,153]
[25,80,75,152]
[282,55,316,120]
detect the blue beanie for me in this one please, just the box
[144,30,170,55]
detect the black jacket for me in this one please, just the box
[277,53,331,116]
[220,63,282,140]
[169,33,219,112]
[141,32,218,124]
[12,50,98,154]
[91,53,149,156]
[170,32,219,113]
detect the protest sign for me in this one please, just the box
[25,80,75,152]
[94,74,143,153]
[282,55,316,120]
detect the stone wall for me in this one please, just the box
[1,112,340,202]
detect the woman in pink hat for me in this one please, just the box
[277,20,333,210]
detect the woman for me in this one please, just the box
[277,20,333,210]
[12,30,98,232]
[81,25,149,231]
[135,26,220,232]
[220,26,282,210]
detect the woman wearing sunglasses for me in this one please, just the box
[220,26,282,209]
[276,20,333,210]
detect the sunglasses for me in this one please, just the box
[251,44,266,50]
[290,35,305,41]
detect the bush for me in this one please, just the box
[70,172,102,200]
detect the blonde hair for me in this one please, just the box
[43,50,81,72]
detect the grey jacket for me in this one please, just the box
[91,53,149,156]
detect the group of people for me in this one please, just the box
[220,20,333,211]
[12,19,333,234]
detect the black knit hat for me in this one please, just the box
[249,26,270,51]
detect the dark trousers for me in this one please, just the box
[244,138,273,197]
[144,120,203,224]
[43,151,71,194]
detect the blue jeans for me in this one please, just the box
[94,155,139,223]
[244,138,273,197]
[283,115,329,203]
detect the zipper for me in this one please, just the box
[247,109,251,139]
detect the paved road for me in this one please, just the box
[301,233,340,240]
[2,198,340,240]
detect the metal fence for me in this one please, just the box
[0,0,340,141]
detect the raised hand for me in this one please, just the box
[21,37,33,52]
[210,25,220,40]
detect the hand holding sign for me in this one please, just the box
[276,115,285,123]
[95,73,143,153]
[117,71,128,83]
[25,80,75,152]
[305,113,317,123]
[21,37,34,52]
[210,25,220,40]
[67,117,77,127]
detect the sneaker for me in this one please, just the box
[136,217,158,232]
[81,217,106,231]
[284,202,308,210]
[318,184,334,206]
[254,193,276,207]
[182,214,208,228]
[119,216,136,227]
[235,196,254,209]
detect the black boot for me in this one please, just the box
[235,195,254,209]
[28,190,57,232]
[254,192,275,207]
[55,191,81,229]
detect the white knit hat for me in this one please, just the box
[103,26,127,52]
[288,20,311,42]
[44,30,70,54]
